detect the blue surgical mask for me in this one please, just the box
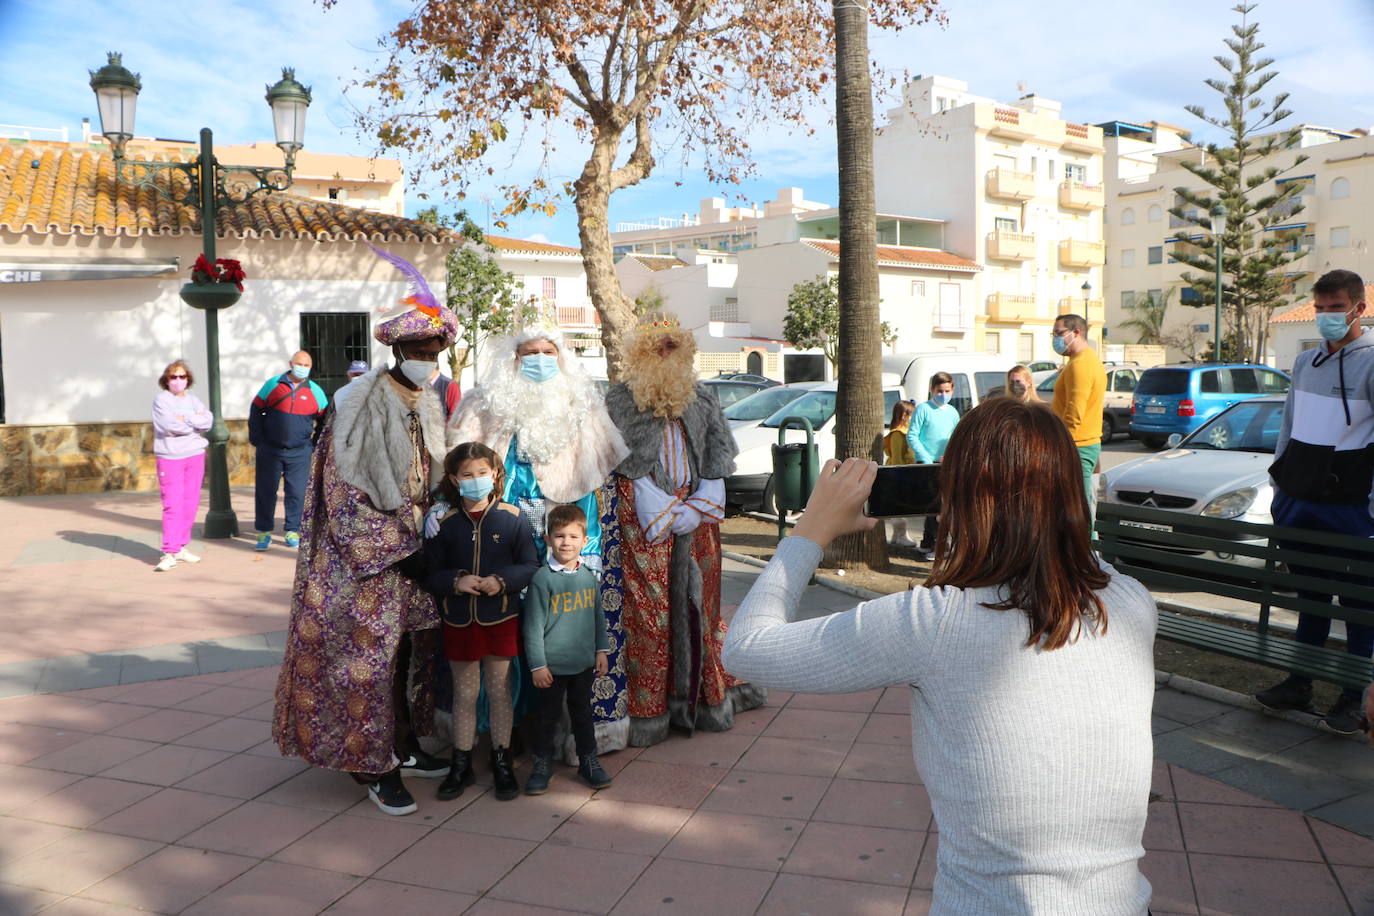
[457,475,494,501]
[520,354,560,383]
[290,364,310,380]
[1316,311,1355,342]
[932,392,951,406]
[1051,333,1071,356]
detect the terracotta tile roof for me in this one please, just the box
[802,239,982,272]
[1270,285,1374,322]
[624,253,690,271]
[485,233,581,255]
[0,141,453,243]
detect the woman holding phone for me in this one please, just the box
[723,398,1157,915]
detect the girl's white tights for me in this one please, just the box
[451,657,513,751]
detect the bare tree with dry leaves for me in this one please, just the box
[344,0,942,378]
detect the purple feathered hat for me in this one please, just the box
[368,245,461,348]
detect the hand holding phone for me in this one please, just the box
[790,458,879,550]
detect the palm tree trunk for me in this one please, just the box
[825,0,887,571]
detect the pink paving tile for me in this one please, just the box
[736,736,852,778]
[465,902,585,916]
[224,666,283,690]
[272,812,431,876]
[181,860,361,916]
[175,751,309,799]
[1168,766,1282,808]
[0,763,83,813]
[6,774,159,828]
[1188,853,1348,916]
[111,679,217,709]
[244,737,286,757]
[0,883,63,915]
[660,808,804,871]
[727,703,781,736]
[762,707,867,742]
[3,830,162,895]
[601,760,728,809]
[635,730,756,769]
[178,800,335,858]
[812,777,933,831]
[837,741,921,784]
[757,872,909,916]
[256,764,368,811]
[1152,759,1174,800]
[487,843,651,912]
[0,722,89,765]
[238,699,277,722]
[905,888,935,916]
[441,784,588,840]
[547,798,693,855]
[60,684,134,701]
[611,856,775,915]
[783,821,923,887]
[23,733,161,775]
[0,818,75,864]
[1176,802,1323,861]
[911,832,938,890]
[100,743,233,786]
[174,686,273,717]
[175,715,271,752]
[374,828,537,894]
[79,844,257,913]
[322,878,479,915]
[91,786,241,842]
[104,707,220,742]
[1139,850,1199,915]
[1308,816,1374,867]
[857,712,914,746]
[0,694,100,726]
[876,685,912,714]
[786,688,884,713]
[343,780,490,824]
[700,770,831,820]
[1334,865,1374,915]
[1143,800,1185,852]
[20,896,146,916]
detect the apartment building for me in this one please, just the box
[873,75,1107,359]
[1102,120,1374,359]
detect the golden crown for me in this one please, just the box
[638,310,682,329]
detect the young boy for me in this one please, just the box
[523,504,613,794]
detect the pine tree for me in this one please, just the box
[1169,2,1308,363]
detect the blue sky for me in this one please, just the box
[4,0,1372,247]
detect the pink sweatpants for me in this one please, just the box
[157,452,206,554]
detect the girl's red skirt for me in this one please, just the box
[442,617,520,661]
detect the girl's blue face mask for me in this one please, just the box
[520,354,560,382]
[1316,311,1355,342]
[457,475,494,501]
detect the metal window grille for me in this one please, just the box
[300,312,370,402]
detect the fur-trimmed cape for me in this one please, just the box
[606,381,738,486]
[332,368,447,512]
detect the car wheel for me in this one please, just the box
[1141,435,1167,450]
[1101,413,1115,442]
[1204,423,1232,449]
[761,477,778,517]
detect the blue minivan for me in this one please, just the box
[1129,363,1290,449]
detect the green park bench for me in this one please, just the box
[1095,502,1374,692]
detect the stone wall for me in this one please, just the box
[0,420,256,497]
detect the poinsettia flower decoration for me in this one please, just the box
[189,254,247,292]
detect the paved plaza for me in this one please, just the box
[1,490,1372,915]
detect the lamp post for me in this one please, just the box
[1210,202,1227,361]
[89,53,310,539]
[1081,280,1091,313]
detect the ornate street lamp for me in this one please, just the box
[1081,280,1091,313]
[1210,202,1227,361]
[89,52,311,539]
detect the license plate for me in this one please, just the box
[1144,406,1166,414]
[1123,521,1171,532]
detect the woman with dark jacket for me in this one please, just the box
[423,441,539,801]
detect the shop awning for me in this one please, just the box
[0,258,179,284]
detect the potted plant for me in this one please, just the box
[180,254,246,310]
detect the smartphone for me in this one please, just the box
[865,464,941,518]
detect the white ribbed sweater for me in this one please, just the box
[722,537,1156,916]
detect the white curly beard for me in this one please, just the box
[474,342,598,465]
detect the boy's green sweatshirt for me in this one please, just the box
[522,562,609,675]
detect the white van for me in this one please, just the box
[883,352,1020,412]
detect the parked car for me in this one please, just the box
[723,382,825,430]
[726,378,906,514]
[1036,364,1144,442]
[1098,396,1285,566]
[703,377,777,408]
[713,372,777,385]
[1129,363,1289,449]
[882,352,1017,412]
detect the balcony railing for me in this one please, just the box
[1061,121,1104,153]
[556,305,600,328]
[986,168,1036,201]
[986,230,1037,261]
[1058,239,1105,268]
[1058,297,1105,324]
[1058,180,1104,210]
[986,292,1037,322]
[987,106,1035,140]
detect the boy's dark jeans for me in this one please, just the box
[533,667,597,759]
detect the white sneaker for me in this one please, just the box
[154,554,177,572]
[173,548,201,563]
[890,534,919,547]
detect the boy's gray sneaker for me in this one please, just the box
[525,755,553,795]
[578,752,612,789]
[1321,695,1367,736]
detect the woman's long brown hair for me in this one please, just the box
[925,397,1109,650]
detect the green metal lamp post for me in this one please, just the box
[1210,202,1227,361]
[89,53,310,539]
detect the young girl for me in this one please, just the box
[423,442,539,802]
[906,372,960,559]
[883,400,918,547]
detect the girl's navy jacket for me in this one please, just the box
[422,501,539,627]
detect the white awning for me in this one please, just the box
[0,258,179,284]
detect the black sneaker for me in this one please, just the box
[1254,677,1315,714]
[577,752,613,789]
[367,769,417,816]
[1321,695,1367,736]
[400,746,450,778]
[525,755,553,796]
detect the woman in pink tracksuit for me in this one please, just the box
[151,360,213,572]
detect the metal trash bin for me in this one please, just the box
[771,416,818,541]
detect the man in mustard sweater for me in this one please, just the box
[1050,313,1107,503]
